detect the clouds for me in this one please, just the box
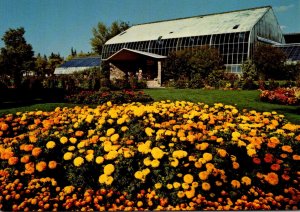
[274,4,295,12]
[280,25,288,30]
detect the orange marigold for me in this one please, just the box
[48,161,57,169]
[241,176,251,186]
[75,131,84,137]
[270,164,281,171]
[8,157,18,165]
[282,145,293,153]
[231,180,241,188]
[292,155,300,160]
[252,157,261,165]
[281,174,290,181]
[20,155,30,163]
[264,172,279,186]
[23,144,34,152]
[32,147,42,157]
[25,162,35,174]
[1,148,14,160]
[201,182,211,191]
[36,161,47,172]
[232,162,240,169]
[264,153,273,163]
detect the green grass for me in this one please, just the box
[1,89,300,124]
[143,89,300,124]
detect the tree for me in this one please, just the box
[47,53,63,75]
[90,21,129,55]
[35,53,49,76]
[0,27,34,88]
[253,44,287,80]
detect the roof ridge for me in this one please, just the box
[133,5,271,26]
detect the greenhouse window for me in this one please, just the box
[233,25,240,29]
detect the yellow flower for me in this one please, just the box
[77,141,85,149]
[185,189,195,199]
[173,182,181,189]
[151,147,164,159]
[217,149,227,157]
[106,176,114,185]
[60,136,68,144]
[106,128,115,137]
[73,157,84,167]
[145,127,154,136]
[104,164,115,175]
[138,142,151,154]
[201,182,211,191]
[134,171,144,180]
[151,159,160,168]
[46,141,56,149]
[247,148,256,157]
[192,182,198,188]
[68,146,75,151]
[143,157,152,166]
[63,152,73,160]
[167,184,173,189]
[110,134,119,142]
[155,183,162,189]
[85,154,94,162]
[69,137,77,144]
[177,191,185,198]
[241,176,251,186]
[182,182,189,190]
[231,180,241,188]
[63,185,75,194]
[95,156,104,164]
[142,168,150,176]
[99,174,107,184]
[86,114,94,123]
[203,153,213,162]
[183,174,194,184]
[172,150,188,159]
[106,150,118,160]
[170,158,179,167]
[36,161,47,172]
[199,171,209,181]
[121,126,128,132]
[232,131,241,141]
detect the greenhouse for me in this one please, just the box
[102,6,285,86]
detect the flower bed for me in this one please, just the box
[0,101,299,210]
[260,87,300,105]
[65,90,153,104]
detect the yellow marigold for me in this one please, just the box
[63,152,73,160]
[138,143,151,154]
[151,159,160,168]
[68,146,75,151]
[142,168,150,176]
[86,114,94,123]
[46,141,56,149]
[247,148,256,157]
[232,131,241,140]
[73,157,84,167]
[167,184,173,189]
[151,147,164,159]
[203,153,213,162]
[110,134,119,143]
[99,174,107,184]
[121,126,128,132]
[177,191,185,198]
[48,161,57,169]
[106,150,118,160]
[241,176,251,186]
[69,137,77,144]
[104,164,115,175]
[217,149,227,158]
[106,128,115,137]
[173,182,181,189]
[20,155,30,163]
[183,174,194,184]
[194,161,202,168]
[192,182,199,188]
[170,158,179,167]
[172,150,188,159]
[155,183,162,189]
[63,185,75,194]
[231,180,241,189]
[134,171,144,180]
[264,172,279,186]
[282,145,293,153]
[185,188,195,199]
[143,157,152,166]
[182,182,190,190]
[85,154,94,162]
[124,150,134,158]
[77,141,85,149]
[106,176,114,185]
[197,142,209,151]
[199,171,209,181]
[96,156,104,164]
[202,182,211,191]
[145,127,154,136]
[36,161,47,172]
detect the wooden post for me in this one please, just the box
[157,61,161,85]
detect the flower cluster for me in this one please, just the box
[260,87,300,105]
[0,101,299,210]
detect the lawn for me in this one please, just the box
[1,89,300,124]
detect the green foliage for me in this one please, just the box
[47,52,63,74]
[35,53,49,76]
[90,21,130,55]
[188,73,205,89]
[206,70,227,88]
[241,60,258,90]
[0,27,34,88]
[253,44,287,80]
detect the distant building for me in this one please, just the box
[102,6,287,86]
[54,57,101,75]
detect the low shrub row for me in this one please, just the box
[260,87,300,105]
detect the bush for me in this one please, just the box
[206,70,226,88]
[260,87,300,105]
[188,73,205,89]
[175,78,189,89]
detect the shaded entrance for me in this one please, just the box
[103,48,166,87]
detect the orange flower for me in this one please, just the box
[282,145,293,153]
[231,180,241,188]
[0,148,14,160]
[264,172,279,185]
[29,135,38,143]
[75,131,84,137]
[267,137,280,148]
[232,162,239,169]
[32,147,42,157]
[241,176,251,186]
[292,155,300,160]
[8,157,18,165]
[23,144,34,152]
[270,164,281,171]
[48,161,57,169]
[252,157,261,165]
[21,155,30,163]
[281,174,290,181]
[280,153,288,159]
[201,182,211,191]
[36,161,47,172]
[264,153,273,163]
[25,162,35,174]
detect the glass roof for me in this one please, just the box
[60,57,101,68]
[276,44,300,61]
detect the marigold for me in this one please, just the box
[151,159,160,168]
[241,176,251,186]
[232,162,240,169]
[63,152,73,160]
[106,176,114,185]
[32,147,42,157]
[264,172,279,185]
[46,141,56,149]
[73,157,84,167]
[99,174,108,184]
[60,136,68,144]
[95,156,104,164]
[104,164,115,175]
[217,149,227,158]
[48,161,57,169]
[194,161,202,168]
[281,174,290,181]
[173,182,181,189]
[8,157,18,165]
[69,137,77,144]
[23,144,34,152]
[270,164,281,171]
[25,162,35,174]
[172,150,188,159]
[36,161,47,172]
[293,155,300,160]
[110,134,119,143]
[199,171,209,181]
[177,191,185,198]
[202,182,211,191]
[20,155,30,163]
[134,171,144,180]
[231,180,241,188]
[151,147,164,159]
[106,150,118,160]
[252,157,261,165]
[203,153,213,162]
[183,174,194,184]
[85,154,94,162]
[282,145,293,153]
[155,183,162,189]
[264,153,273,163]
[167,184,173,189]
[170,158,179,167]
[75,131,84,137]
[185,188,195,199]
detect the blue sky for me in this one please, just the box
[0,0,299,58]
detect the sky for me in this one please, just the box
[0,0,299,58]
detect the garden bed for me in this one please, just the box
[0,101,299,210]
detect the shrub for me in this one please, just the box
[188,73,205,89]
[175,77,189,89]
[260,87,300,105]
[206,70,226,88]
